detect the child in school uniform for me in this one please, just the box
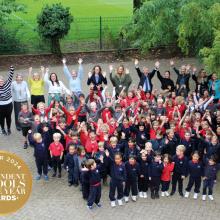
[161,154,174,197]
[202,155,220,201]
[18,102,33,149]
[94,142,108,185]
[85,159,103,210]
[124,155,140,202]
[64,144,80,186]
[49,133,64,178]
[185,151,203,199]
[81,160,90,200]
[171,145,188,197]
[28,128,50,180]
[105,151,126,207]
[138,152,151,198]
[148,152,164,199]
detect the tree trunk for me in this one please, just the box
[51,37,62,56]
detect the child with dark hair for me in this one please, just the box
[202,156,220,201]
[138,152,151,198]
[105,151,126,207]
[124,155,140,202]
[148,152,164,199]
[123,138,139,162]
[185,151,203,199]
[64,144,80,186]
[161,154,174,197]
[85,158,103,210]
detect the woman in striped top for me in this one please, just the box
[0,66,15,135]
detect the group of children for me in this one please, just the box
[14,60,220,209]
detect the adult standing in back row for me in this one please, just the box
[28,66,45,109]
[134,59,159,93]
[109,64,132,97]
[0,66,14,135]
[62,58,83,96]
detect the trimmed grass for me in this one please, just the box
[3,0,132,54]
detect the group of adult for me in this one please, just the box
[0,58,219,135]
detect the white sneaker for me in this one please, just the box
[208,195,214,201]
[131,196,137,202]
[193,193,198,199]
[124,196,129,203]
[143,192,147,198]
[165,191,169,197]
[118,199,123,206]
[202,195,206,201]
[161,192,165,197]
[184,191,190,198]
[139,192,143,198]
[111,201,116,207]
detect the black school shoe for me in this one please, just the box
[68,182,73,186]
[155,192,159,199]
[1,129,7,136]
[170,191,175,196]
[52,173,56,177]
[179,192,184,197]
[7,129,11,135]
[151,191,155,199]
[58,173,61,178]
[23,142,28,149]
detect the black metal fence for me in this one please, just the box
[0,16,131,55]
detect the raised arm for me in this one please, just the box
[77,58,83,80]
[134,59,143,79]
[62,58,71,80]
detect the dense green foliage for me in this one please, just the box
[125,0,220,73]
[37,3,73,55]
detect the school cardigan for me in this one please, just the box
[110,72,132,94]
[0,66,14,105]
[12,80,30,102]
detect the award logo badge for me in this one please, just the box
[0,151,32,216]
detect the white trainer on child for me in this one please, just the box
[184,191,190,198]
[139,192,143,198]
[118,199,123,206]
[143,192,147,198]
[202,195,206,201]
[111,201,116,207]
[161,192,165,197]
[208,195,214,201]
[193,193,198,199]
[124,197,129,203]
[165,191,169,197]
[131,196,137,202]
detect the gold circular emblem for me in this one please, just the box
[0,151,32,216]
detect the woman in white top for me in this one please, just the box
[12,73,30,131]
[44,68,71,105]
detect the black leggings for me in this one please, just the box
[31,95,45,109]
[0,103,13,130]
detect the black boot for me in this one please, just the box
[7,129,11,135]
[170,190,175,196]
[1,129,7,136]
[155,191,159,199]
[151,191,155,199]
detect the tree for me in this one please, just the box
[0,0,24,24]
[37,3,73,55]
[133,0,143,11]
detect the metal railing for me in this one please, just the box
[0,16,132,55]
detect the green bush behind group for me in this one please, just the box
[0,0,220,73]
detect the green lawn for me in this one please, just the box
[4,0,132,53]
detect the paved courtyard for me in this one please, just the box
[1,58,220,220]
